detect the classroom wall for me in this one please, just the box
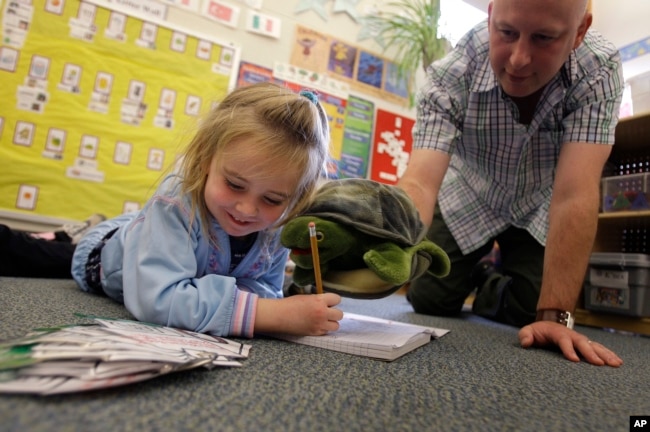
[163,0,420,116]
[1,0,489,229]
[628,71,650,114]
[5,0,648,230]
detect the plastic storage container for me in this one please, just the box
[583,252,650,317]
[601,173,650,212]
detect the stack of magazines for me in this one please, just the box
[0,316,251,395]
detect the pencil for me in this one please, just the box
[308,221,324,294]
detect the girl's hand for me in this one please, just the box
[255,293,343,336]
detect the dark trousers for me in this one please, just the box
[0,224,74,279]
[408,207,544,327]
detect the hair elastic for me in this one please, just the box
[299,89,319,105]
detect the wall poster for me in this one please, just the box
[0,0,239,221]
[290,24,409,107]
[339,95,374,179]
[369,109,414,185]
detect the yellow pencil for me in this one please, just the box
[308,221,324,294]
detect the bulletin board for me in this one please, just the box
[0,0,239,221]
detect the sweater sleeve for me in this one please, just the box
[119,186,258,337]
[228,289,258,338]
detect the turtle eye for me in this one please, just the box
[316,231,324,241]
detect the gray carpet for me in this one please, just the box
[1,277,649,432]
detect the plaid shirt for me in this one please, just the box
[413,20,623,254]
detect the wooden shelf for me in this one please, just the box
[599,210,650,219]
[584,112,650,334]
[612,112,650,154]
[574,308,650,336]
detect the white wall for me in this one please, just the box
[592,0,650,81]
[164,1,417,116]
[162,0,489,116]
[628,71,650,114]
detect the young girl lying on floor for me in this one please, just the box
[1,82,342,338]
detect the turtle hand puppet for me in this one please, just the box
[280,178,450,299]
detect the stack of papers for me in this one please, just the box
[0,316,251,395]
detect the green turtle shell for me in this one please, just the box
[302,178,425,246]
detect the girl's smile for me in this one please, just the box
[203,137,301,237]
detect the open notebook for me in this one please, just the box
[270,313,449,361]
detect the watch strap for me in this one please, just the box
[536,309,575,329]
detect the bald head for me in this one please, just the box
[490,0,590,25]
[575,0,590,24]
[487,0,593,98]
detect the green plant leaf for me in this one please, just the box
[364,0,449,90]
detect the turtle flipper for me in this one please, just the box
[364,241,450,285]
[363,243,412,285]
[409,240,451,279]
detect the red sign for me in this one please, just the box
[369,109,414,185]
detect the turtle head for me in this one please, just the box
[280,216,356,270]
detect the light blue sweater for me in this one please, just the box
[71,175,288,337]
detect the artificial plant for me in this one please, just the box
[366,0,450,99]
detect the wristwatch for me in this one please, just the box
[536,309,575,329]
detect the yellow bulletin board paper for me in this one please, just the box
[0,0,240,221]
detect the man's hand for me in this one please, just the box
[519,321,623,367]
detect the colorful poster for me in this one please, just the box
[290,25,409,106]
[369,109,415,185]
[235,61,351,178]
[319,92,347,163]
[290,25,329,73]
[328,39,357,80]
[276,80,346,179]
[245,10,281,39]
[384,62,410,99]
[202,0,240,28]
[356,50,383,89]
[339,95,374,179]
[0,0,238,221]
[237,61,274,87]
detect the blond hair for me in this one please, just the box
[178,82,330,238]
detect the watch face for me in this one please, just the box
[536,309,574,329]
[559,312,575,329]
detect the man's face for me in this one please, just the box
[487,0,591,98]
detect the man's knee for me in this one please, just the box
[407,276,466,317]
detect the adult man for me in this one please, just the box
[398,0,623,366]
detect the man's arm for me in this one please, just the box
[519,141,623,367]
[539,141,609,311]
[397,148,451,226]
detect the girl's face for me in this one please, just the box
[204,137,301,238]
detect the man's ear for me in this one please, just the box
[487,1,494,32]
[573,13,592,49]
